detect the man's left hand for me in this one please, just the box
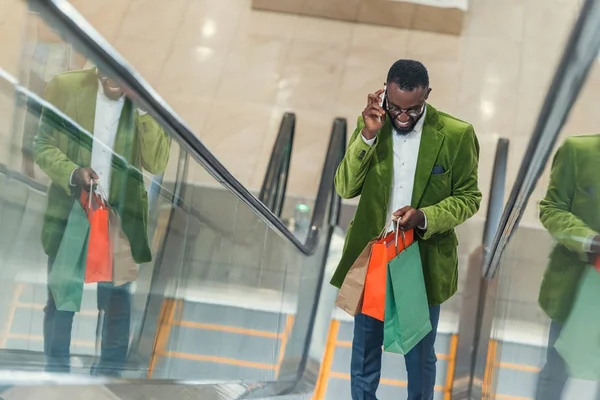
[393,206,425,231]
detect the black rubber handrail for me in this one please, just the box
[31,0,343,256]
[258,112,295,217]
[483,0,600,279]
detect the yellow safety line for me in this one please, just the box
[497,362,540,373]
[312,320,340,400]
[16,302,97,317]
[329,372,445,391]
[163,351,276,370]
[6,333,95,347]
[483,339,498,399]
[336,340,450,360]
[444,334,459,400]
[275,315,295,377]
[495,395,532,400]
[147,298,177,378]
[0,284,23,348]
[174,320,283,339]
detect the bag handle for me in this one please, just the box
[84,181,109,211]
[394,222,408,254]
[377,219,395,239]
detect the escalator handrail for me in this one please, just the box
[482,0,600,279]
[34,0,343,256]
[258,112,295,217]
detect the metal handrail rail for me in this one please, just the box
[483,0,600,279]
[31,0,343,256]
[258,112,296,217]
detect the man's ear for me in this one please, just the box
[425,87,432,100]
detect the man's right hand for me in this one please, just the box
[72,167,98,190]
[361,89,386,140]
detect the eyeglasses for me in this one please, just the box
[385,101,425,118]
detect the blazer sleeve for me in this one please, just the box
[420,125,482,240]
[135,113,171,175]
[334,116,378,199]
[539,139,597,255]
[33,76,79,195]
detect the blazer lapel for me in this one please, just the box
[75,74,98,153]
[76,77,98,134]
[412,105,444,207]
[376,118,394,213]
[109,99,137,205]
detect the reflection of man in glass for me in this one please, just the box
[537,136,600,399]
[34,66,170,375]
[21,17,85,179]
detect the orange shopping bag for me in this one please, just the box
[361,224,414,321]
[81,187,113,283]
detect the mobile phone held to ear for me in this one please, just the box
[379,84,387,123]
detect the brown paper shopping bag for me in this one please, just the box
[335,239,375,317]
[109,211,139,286]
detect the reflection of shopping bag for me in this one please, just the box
[335,239,375,316]
[48,201,89,312]
[362,225,413,321]
[109,210,138,286]
[555,267,600,380]
[383,236,431,355]
[81,189,113,283]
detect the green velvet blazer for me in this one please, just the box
[331,104,482,306]
[34,68,170,263]
[538,135,600,322]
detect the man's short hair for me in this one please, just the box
[386,59,429,91]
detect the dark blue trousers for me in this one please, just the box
[351,305,441,400]
[44,259,131,376]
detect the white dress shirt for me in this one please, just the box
[362,108,427,229]
[90,83,125,197]
[70,80,146,197]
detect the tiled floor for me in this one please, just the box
[1,0,598,227]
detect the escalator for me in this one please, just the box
[3,0,600,399]
[0,0,346,398]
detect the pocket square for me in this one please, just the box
[432,165,445,175]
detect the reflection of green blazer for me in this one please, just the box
[539,135,600,322]
[34,68,170,263]
[331,104,482,305]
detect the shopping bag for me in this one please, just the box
[109,210,138,286]
[383,235,431,354]
[48,201,90,312]
[554,266,600,380]
[362,225,414,321]
[335,239,376,316]
[81,189,113,283]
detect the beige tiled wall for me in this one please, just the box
[1,0,597,228]
[252,0,465,35]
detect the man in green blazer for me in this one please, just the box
[34,67,170,375]
[536,135,600,400]
[331,60,481,400]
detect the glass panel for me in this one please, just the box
[482,49,600,400]
[0,1,332,389]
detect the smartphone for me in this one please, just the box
[379,84,387,122]
[379,84,387,108]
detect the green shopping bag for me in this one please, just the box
[48,201,90,312]
[554,267,600,380]
[383,234,431,355]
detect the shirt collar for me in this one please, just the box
[413,105,427,134]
